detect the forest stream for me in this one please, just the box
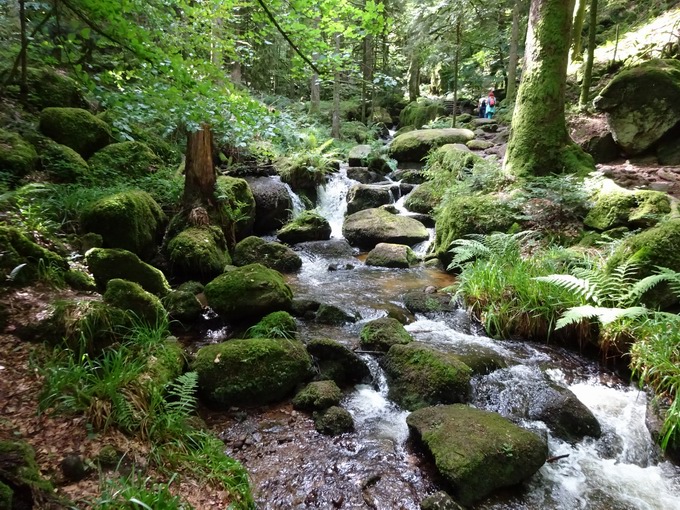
[197,168,680,510]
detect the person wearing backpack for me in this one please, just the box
[485,90,496,119]
[478,94,487,118]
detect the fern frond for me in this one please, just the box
[555,305,650,329]
[166,371,198,420]
[448,238,490,267]
[534,274,600,304]
[625,270,678,307]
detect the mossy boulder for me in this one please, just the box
[23,67,87,109]
[389,129,475,163]
[39,107,111,158]
[314,406,354,435]
[360,317,412,352]
[365,242,419,268]
[315,303,358,325]
[306,338,371,386]
[594,59,680,155]
[80,190,166,260]
[145,338,185,386]
[0,129,38,184]
[233,236,302,273]
[37,140,89,182]
[88,141,162,179]
[293,380,342,411]
[192,338,313,407]
[399,99,447,129]
[103,278,166,324]
[0,440,56,509]
[246,176,293,234]
[340,121,376,143]
[0,226,68,286]
[245,311,297,339]
[406,405,547,506]
[383,343,472,410]
[215,176,257,242]
[348,144,373,167]
[404,181,439,215]
[162,290,203,324]
[204,263,293,322]
[277,211,332,244]
[466,139,494,150]
[167,226,230,281]
[85,248,171,296]
[343,208,429,250]
[346,183,397,215]
[64,269,97,291]
[402,289,456,314]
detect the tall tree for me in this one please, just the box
[503,0,593,178]
[571,0,587,61]
[579,0,598,107]
[506,0,521,101]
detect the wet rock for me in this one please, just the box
[646,398,680,464]
[403,289,455,314]
[365,243,419,268]
[295,239,356,259]
[233,236,302,273]
[277,211,332,245]
[293,380,342,411]
[346,166,384,184]
[290,298,321,319]
[390,167,426,184]
[403,182,438,215]
[389,129,475,163]
[314,406,354,435]
[346,183,398,215]
[316,303,358,325]
[407,405,547,506]
[306,338,371,386]
[348,144,372,167]
[420,491,464,510]
[246,176,293,233]
[360,317,412,352]
[162,289,203,324]
[383,342,472,410]
[343,208,429,250]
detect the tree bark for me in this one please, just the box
[19,0,28,99]
[407,51,420,103]
[183,125,216,207]
[579,0,598,107]
[331,34,341,139]
[571,0,587,61]
[506,0,521,101]
[361,33,375,123]
[451,18,461,128]
[504,0,593,179]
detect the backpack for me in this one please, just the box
[488,96,496,107]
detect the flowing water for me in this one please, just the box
[213,171,680,509]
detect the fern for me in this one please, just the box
[165,372,198,420]
[448,231,533,270]
[535,274,599,304]
[555,305,650,329]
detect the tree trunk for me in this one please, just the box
[571,0,587,61]
[309,68,320,115]
[19,0,27,98]
[331,34,341,139]
[183,125,216,207]
[407,51,420,103]
[451,18,461,128]
[579,0,598,107]
[506,0,521,101]
[504,0,593,179]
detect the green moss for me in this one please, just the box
[365,243,419,268]
[293,380,342,411]
[215,176,256,242]
[88,141,163,180]
[103,278,166,324]
[629,190,672,227]
[585,186,672,231]
[233,236,302,273]
[85,247,171,296]
[0,225,68,286]
[39,107,111,158]
[23,67,87,109]
[178,280,204,294]
[0,440,54,504]
[167,226,230,281]
[203,263,293,322]
[399,99,447,129]
[313,406,354,435]
[0,129,37,184]
[305,338,371,386]
[277,211,332,244]
[246,311,297,339]
[342,207,429,249]
[340,121,377,143]
[426,144,483,179]
[0,480,11,509]
[162,290,203,324]
[37,140,89,183]
[145,339,185,386]
[315,304,357,325]
[80,190,166,261]
[192,338,312,407]
[389,129,475,163]
[383,343,472,410]
[359,317,412,352]
[403,182,438,214]
[64,269,97,291]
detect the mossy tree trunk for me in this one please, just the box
[504,0,593,179]
[183,124,216,207]
[506,0,521,101]
[579,0,598,107]
[571,0,587,61]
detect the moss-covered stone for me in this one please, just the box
[162,290,203,324]
[389,129,475,163]
[88,141,162,179]
[293,380,342,411]
[192,338,313,407]
[39,107,111,158]
[204,263,293,322]
[403,181,438,215]
[306,338,371,386]
[360,317,412,352]
[383,343,472,410]
[64,269,97,291]
[343,208,429,250]
[80,190,166,261]
[402,289,456,314]
[145,338,185,386]
[23,67,87,109]
[0,226,68,286]
[103,278,166,324]
[178,280,204,294]
[313,406,354,435]
[215,176,257,242]
[466,139,494,150]
[348,144,373,167]
[340,121,376,143]
[0,480,11,509]
[0,129,37,183]
[406,405,547,505]
[167,226,230,281]
[246,311,297,339]
[365,243,419,268]
[399,99,447,129]
[233,236,302,273]
[315,304,358,325]
[277,211,332,245]
[37,140,89,182]
[85,247,171,296]
[0,440,55,509]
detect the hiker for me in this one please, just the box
[485,90,497,119]
[478,95,487,118]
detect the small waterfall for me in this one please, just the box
[281,181,306,218]
[316,165,357,238]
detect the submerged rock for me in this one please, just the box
[360,317,412,352]
[314,406,354,435]
[343,208,429,249]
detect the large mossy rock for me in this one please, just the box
[0,440,57,509]
[23,67,87,109]
[277,210,332,245]
[103,278,166,325]
[383,343,472,410]
[594,59,680,155]
[203,263,293,322]
[192,338,312,407]
[348,144,372,167]
[359,317,412,352]
[88,141,162,179]
[233,236,302,273]
[162,289,203,324]
[407,405,548,506]
[346,183,397,214]
[39,107,111,158]
[167,226,230,281]
[399,99,447,129]
[365,242,419,268]
[80,190,166,261]
[85,248,170,296]
[216,175,257,241]
[343,208,429,249]
[245,311,298,339]
[306,338,371,386]
[389,129,475,163]
[293,380,342,411]
[37,140,89,183]
[584,182,671,230]
[0,129,37,184]
[403,181,439,215]
[246,177,293,233]
[314,406,354,435]
[0,226,68,286]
